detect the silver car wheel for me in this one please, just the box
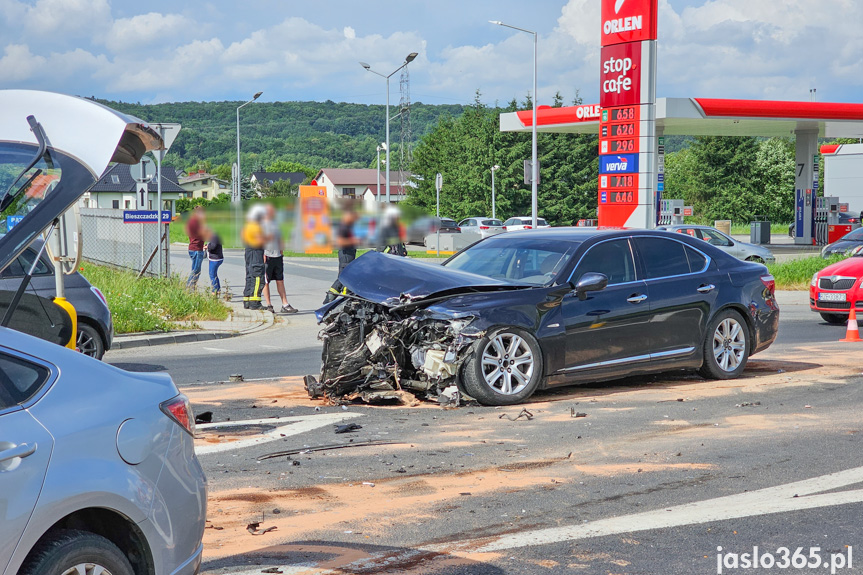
[712,317,746,372]
[480,332,534,395]
[62,565,113,575]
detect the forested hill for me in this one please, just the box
[94,98,465,174]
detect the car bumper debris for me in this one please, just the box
[306,298,483,405]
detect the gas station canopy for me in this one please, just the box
[500,98,863,139]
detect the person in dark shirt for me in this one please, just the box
[185,206,205,289]
[324,208,359,303]
[203,227,224,295]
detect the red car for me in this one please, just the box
[810,256,863,323]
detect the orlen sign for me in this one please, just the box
[600,42,642,108]
[601,0,658,47]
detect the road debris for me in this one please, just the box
[736,401,761,408]
[334,423,362,434]
[229,374,244,382]
[246,521,277,535]
[257,440,403,461]
[499,408,534,421]
[195,411,213,424]
[570,408,587,418]
[261,569,283,574]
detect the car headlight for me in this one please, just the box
[811,273,818,287]
[851,245,863,256]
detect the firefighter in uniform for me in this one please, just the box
[242,205,267,310]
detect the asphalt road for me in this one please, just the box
[103,256,863,575]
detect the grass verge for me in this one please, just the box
[79,262,230,334]
[767,255,846,291]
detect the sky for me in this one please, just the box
[1,0,861,107]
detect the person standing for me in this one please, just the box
[262,204,298,314]
[185,205,205,289]
[204,227,224,296]
[242,205,267,310]
[377,206,407,256]
[324,207,359,303]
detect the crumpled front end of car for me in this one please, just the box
[307,298,484,404]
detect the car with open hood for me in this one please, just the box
[309,228,779,406]
[0,90,207,575]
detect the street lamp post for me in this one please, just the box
[376,143,386,202]
[490,21,538,228]
[491,164,500,219]
[235,91,262,203]
[234,91,261,246]
[360,53,418,204]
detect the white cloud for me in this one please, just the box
[105,12,188,53]
[343,26,356,40]
[0,44,46,82]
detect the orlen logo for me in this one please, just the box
[602,56,633,94]
[601,0,657,47]
[576,104,601,120]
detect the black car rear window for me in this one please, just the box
[635,237,692,279]
[0,352,51,409]
[482,220,503,226]
[842,228,863,241]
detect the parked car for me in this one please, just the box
[457,217,505,239]
[312,229,779,406]
[0,89,207,575]
[406,216,461,245]
[0,240,113,360]
[820,227,863,258]
[789,212,860,238]
[657,225,776,264]
[502,216,551,231]
[809,254,863,324]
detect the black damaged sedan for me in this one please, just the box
[311,229,779,406]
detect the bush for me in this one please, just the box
[767,255,847,291]
[79,263,229,333]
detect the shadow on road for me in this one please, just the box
[202,540,505,574]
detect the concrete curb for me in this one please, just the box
[111,308,275,350]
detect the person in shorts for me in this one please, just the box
[262,204,297,314]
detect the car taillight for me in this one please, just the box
[160,394,195,436]
[479,226,489,230]
[760,275,776,296]
[455,227,461,232]
[849,219,859,223]
[524,225,533,229]
[502,226,507,230]
[90,286,108,306]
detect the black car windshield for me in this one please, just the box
[444,237,578,285]
[841,228,863,241]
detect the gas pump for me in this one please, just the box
[814,196,840,245]
[659,199,684,226]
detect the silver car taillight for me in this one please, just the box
[160,394,195,436]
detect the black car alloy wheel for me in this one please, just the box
[462,326,543,405]
[699,309,749,379]
[76,323,105,360]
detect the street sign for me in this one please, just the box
[148,123,181,161]
[435,173,443,192]
[524,160,540,185]
[123,210,172,224]
[131,158,153,183]
[6,215,24,230]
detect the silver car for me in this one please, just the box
[0,90,207,575]
[657,225,776,264]
[457,217,505,239]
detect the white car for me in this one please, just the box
[656,225,776,264]
[457,217,505,239]
[503,216,551,231]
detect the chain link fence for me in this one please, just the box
[80,208,170,276]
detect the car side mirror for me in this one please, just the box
[573,272,608,301]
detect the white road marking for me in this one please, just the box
[195,413,363,455]
[201,347,229,352]
[427,465,863,553]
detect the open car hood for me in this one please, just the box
[338,251,526,307]
[0,90,163,274]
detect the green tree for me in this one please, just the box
[266,159,316,181]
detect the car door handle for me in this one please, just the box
[626,294,648,304]
[697,284,716,294]
[0,442,37,464]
